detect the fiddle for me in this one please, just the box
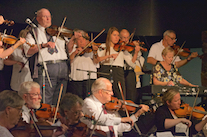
[114,40,147,53]
[0,33,34,46]
[174,103,207,120]
[35,103,61,120]
[67,121,106,137]
[172,44,191,57]
[105,96,139,113]
[46,25,74,38]
[3,19,15,26]
[78,42,104,56]
[10,118,61,137]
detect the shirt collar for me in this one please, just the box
[91,95,103,108]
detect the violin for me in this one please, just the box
[105,97,139,113]
[67,121,106,137]
[3,19,15,26]
[0,33,34,46]
[174,103,207,120]
[10,118,61,137]
[78,42,104,56]
[46,25,74,38]
[172,44,191,57]
[35,103,61,120]
[114,40,147,53]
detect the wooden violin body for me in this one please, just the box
[46,25,73,38]
[174,103,207,120]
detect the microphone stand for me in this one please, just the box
[76,69,109,96]
[30,26,52,103]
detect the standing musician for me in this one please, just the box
[18,81,68,137]
[23,8,69,105]
[98,27,140,99]
[152,46,197,87]
[155,88,207,136]
[68,30,99,99]
[81,77,149,137]
[0,90,24,137]
[119,29,144,102]
[147,30,198,68]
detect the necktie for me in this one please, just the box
[30,109,34,124]
[102,105,115,137]
[46,34,58,54]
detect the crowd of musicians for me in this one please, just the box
[0,8,207,137]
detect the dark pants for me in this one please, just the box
[68,79,95,99]
[98,65,126,99]
[124,70,137,102]
[35,62,68,105]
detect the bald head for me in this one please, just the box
[36,8,52,28]
[120,29,130,43]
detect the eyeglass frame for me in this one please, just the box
[101,89,113,94]
[167,35,177,41]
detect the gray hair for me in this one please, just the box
[91,77,110,94]
[18,81,40,98]
[0,90,24,111]
[163,30,176,38]
[59,93,83,117]
[73,29,90,40]
[36,8,49,17]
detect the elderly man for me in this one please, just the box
[23,8,70,105]
[18,81,67,137]
[147,30,198,68]
[81,77,149,137]
[0,90,24,137]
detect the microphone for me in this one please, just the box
[25,18,37,28]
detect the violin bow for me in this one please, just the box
[77,29,105,56]
[52,84,63,124]
[29,112,43,137]
[171,41,186,64]
[118,81,142,135]
[54,16,67,44]
[129,28,136,43]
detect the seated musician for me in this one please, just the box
[0,15,26,59]
[152,46,197,87]
[58,92,86,136]
[69,30,99,99]
[0,90,24,137]
[81,77,149,137]
[18,81,67,137]
[155,88,207,136]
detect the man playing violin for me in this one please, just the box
[68,29,99,99]
[81,77,149,137]
[23,8,69,105]
[120,29,144,102]
[147,30,198,68]
[0,90,24,137]
[155,88,207,136]
[18,81,68,137]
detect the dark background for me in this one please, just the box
[1,0,207,48]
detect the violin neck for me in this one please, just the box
[193,108,207,115]
[124,101,139,108]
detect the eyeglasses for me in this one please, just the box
[167,35,177,41]
[70,110,83,116]
[26,93,41,97]
[102,89,113,94]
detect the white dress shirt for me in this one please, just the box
[148,40,181,63]
[22,105,38,124]
[23,24,68,63]
[98,43,136,68]
[81,95,138,137]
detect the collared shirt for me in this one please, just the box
[81,95,138,137]
[23,24,68,63]
[22,105,38,124]
[148,40,181,63]
[98,43,136,68]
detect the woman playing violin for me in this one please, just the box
[152,46,197,87]
[0,90,24,137]
[97,27,140,99]
[155,88,207,136]
[69,30,99,99]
